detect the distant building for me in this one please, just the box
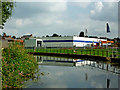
[21,34,33,40]
[113,37,120,43]
[24,35,116,49]
[3,37,14,42]
[40,36,107,48]
[89,36,98,38]
[99,37,107,39]
[24,38,42,49]
[1,33,24,48]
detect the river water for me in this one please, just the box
[23,55,120,88]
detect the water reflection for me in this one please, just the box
[36,55,120,75]
[23,55,120,88]
[36,56,74,66]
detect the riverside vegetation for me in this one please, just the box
[2,42,39,88]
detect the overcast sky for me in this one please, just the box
[1,0,119,38]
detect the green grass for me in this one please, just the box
[27,48,120,58]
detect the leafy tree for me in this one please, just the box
[52,33,59,37]
[79,31,84,37]
[46,35,49,37]
[0,0,15,29]
[2,32,6,37]
[12,35,16,39]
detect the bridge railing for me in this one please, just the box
[26,47,120,59]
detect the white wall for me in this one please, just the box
[73,36,107,47]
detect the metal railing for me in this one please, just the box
[27,47,120,58]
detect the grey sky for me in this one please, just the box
[1,1,118,39]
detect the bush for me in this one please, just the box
[2,42,38,88]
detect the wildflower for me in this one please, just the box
[5,85,7,88]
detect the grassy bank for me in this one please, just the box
[2,43,38,88]
[27,48,120,58]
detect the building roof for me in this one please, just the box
[21,34,32,38]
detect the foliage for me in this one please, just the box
[79,32,84,37]
[46,35,49,37]
[0,0,15,29]
[45,33,62,37]
[2,32,6,37]
[2,42,38,88]
[52,33,59,37]
[12,35,16,39]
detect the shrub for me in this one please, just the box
[2,42,38,88]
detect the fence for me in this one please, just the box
[27,47,120,59]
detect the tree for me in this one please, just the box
[2,32,6,37]
[0,0,15,29]
[79,32,84,37]
[52,33,59,37]
[12,35,16,39]
[46,35,49,37]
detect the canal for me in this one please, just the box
[23,55,120,88]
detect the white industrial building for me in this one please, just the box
[24,36,107,48]
[40,36,107,48]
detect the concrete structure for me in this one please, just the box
[41,36,107,48]
[1,39,8,48]
[24,38,43,49]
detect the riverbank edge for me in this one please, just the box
[28,52,120,64]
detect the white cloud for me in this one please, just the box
[49,3,67,12]
[103,0,119,2]
[16,18,32,27]
[94,1,103,12]
[16,19,23,27]
[90,10,95,15]
[70,2,91,8]
[4,28,20,36]
[56,20,63,24]
[90,2,118,22]
[33,14,56,26]
[24,33,31,35]
[3,2,118,39]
